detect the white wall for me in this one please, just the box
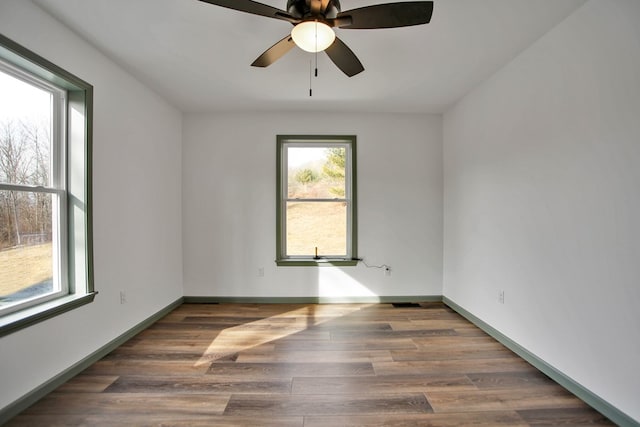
[0,0,183,410]
[183,112,442,299]
[443,0,640,421]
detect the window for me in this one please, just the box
[276,135,357,266]
[0,35,94,336]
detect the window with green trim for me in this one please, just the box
[277,135,357,266]
[0,35,94,336]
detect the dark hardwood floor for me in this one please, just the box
[7,302,613,426]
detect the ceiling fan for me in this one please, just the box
[198,0,434,77]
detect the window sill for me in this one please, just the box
[276,259,359,267]
[0,291,98,337]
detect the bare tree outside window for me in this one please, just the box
[0,34,94,336]
[0,69,57,309]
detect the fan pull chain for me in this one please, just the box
[315,20,319,78]
[309,20,319,97]
[309,60,312,97]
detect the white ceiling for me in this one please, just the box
[33,0,585,113]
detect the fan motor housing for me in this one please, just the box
[287,0,341,19]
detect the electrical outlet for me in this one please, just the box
[258,267,264,277]
[498,290,505,304]
[120,291,126,304]
[384,266,391,276]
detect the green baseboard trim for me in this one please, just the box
[0,297,184,424]
[442,296,638,427]
[183,295,442,304]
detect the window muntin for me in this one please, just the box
[0,64,68,315]
[0,34,94,337]
[277,136,356,264]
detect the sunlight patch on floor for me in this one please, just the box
[195,303,372,366]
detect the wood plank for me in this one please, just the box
[103,350,205,362]
[147,322,239,331]
[182,316,298,324]
[517,407,614,425]
[427,387,587,412]
[413,335,510,349]
[223,393,432,416]
[133,326,331,341]
[207,362,375,378]
[390,348,515,361]
[118,338,216,350]
[55,375,119,393]
[200,329,331,341]
[468,371,557,389]
[416,340,509,351]
[330,328,458,340]
[303,411,529,427]
[292,375,476,394]
[373,358,537,376]
[81,360,210,376]
[8,414,303,426]
[274,337,417,352]
[107,341,275,359]
[20,393,228,416]
[236,349,393,363]
[104,375,291,394]
[389,319,475,330]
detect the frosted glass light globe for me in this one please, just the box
[291,21,336,53]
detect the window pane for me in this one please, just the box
[286,201,347,256]
[287,146,345,199]
[0,69,52,187]
[0,190,56,308]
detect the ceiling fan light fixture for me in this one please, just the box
[291,21,335,52]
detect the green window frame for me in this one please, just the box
[0,34,95,337]
[276,135,357,266]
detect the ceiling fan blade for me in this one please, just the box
[337,1,433,29]
[251,35,296,67]
[198,0,300,24]
[324,37,364,77]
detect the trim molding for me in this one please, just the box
[184,295,442,304]
[0,297,184,424]
[276,135,358,263]
[275,260,359,267]
[443,296,638,427]
[0,292,97,338]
